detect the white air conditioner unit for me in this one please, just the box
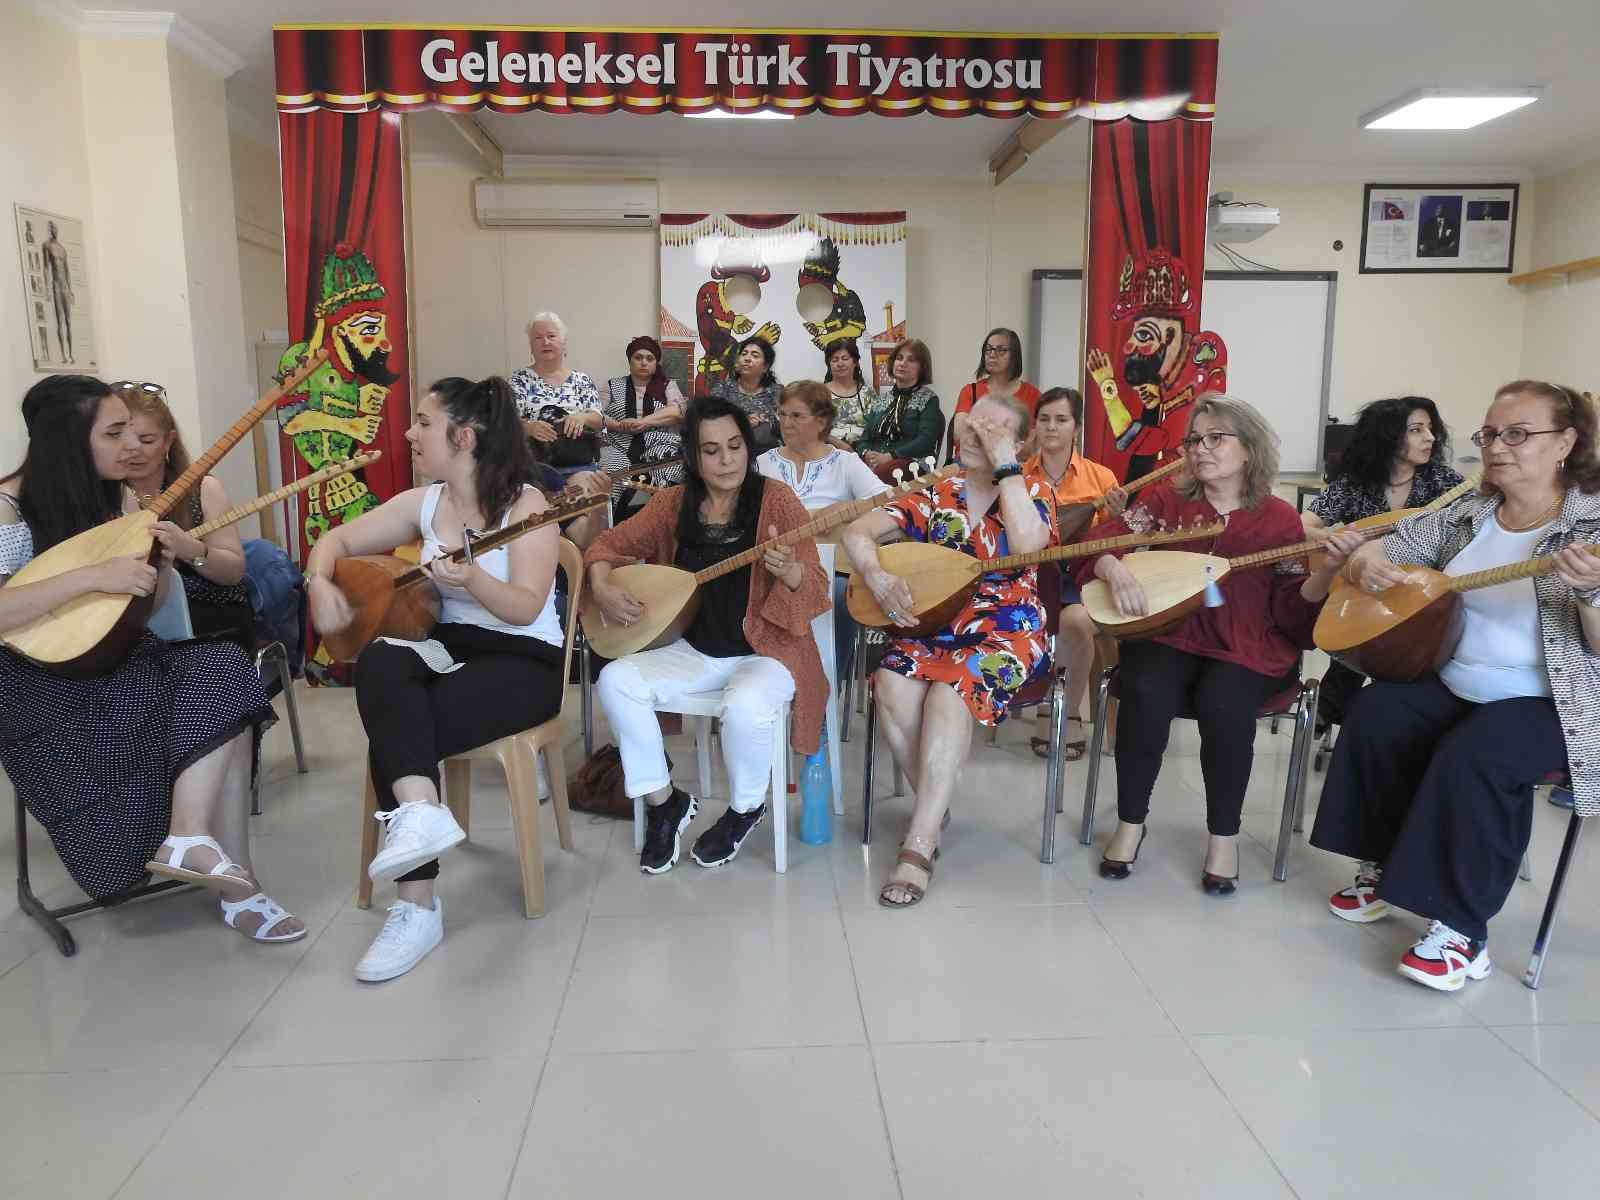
[1208,200,1280,244]
[472,178,659,229]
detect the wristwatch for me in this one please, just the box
[190,553,207,570]
[992,462,1023,485]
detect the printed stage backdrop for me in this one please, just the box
[1082,66,1224,484]
[659,214,908,399]
[274,109,412,682]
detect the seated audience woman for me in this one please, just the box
[947,327,1042,461]
[710,336,783,454]
[587,395,830,874]
[1077,396,1358,894]
[1024,386,1126,759]
[821,338,873,450]
[1311,380,1600,991]
[601,335,686,517]
[307,376,565,982]
[758,380,890,680]
[842,395,1054,907]
[857,338,943,483]
[509,310,607,546]
[1302,396,1463,732]
[0,375,301,942]
[116,380,254,651]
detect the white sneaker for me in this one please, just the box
[368,802,466,882]
[1397,920,1491,992]
[355,898,444,982]
[1328,861,1390,923]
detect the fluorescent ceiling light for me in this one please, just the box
[1361,88,1540,130]
[684,109,793,121]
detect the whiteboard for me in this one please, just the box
[1029,270,1336,473]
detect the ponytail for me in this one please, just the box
[427,375,536,523]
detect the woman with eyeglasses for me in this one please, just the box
[0,375,303,943]
[1312,381,1600,992]
[115,381,255,651]
[1301,397,1464,733]
[1075,396,1362,894]
[946,327,1041,463]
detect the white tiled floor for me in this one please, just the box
[2,675,1597,1199]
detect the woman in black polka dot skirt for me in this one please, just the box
[0,375,304,943]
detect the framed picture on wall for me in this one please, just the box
[1359,183,1519,274]
[14,204,98,370]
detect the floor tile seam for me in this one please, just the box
[216,1052,547,1072]
[833,898,907,1200]
[1483,1024,1600,1125]
[107,892,370,1198]
[867,1030,1191,1049]
[1174,1029,1306,1200]
[1080,900,1183,1036]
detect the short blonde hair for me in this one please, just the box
[526,311,568,344]
[1174,393,1279,509]
[972,392,1031,442]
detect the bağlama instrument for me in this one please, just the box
[320,493,608,663]
[1,350,329,676]
[846,521,1225,637]
[1056,454,1187,541]
[187,452,380,539]
[1304,471,1481,572]
[1314,538,1591,684]
[581,461,954,660]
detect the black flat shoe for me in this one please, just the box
[1099,826,1148,880]
[1201,871,1239,896]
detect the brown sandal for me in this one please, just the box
[878,848,935,908]
[1032,718,1088,761]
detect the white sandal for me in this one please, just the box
[145,835,254,894]
[220,892,306,943]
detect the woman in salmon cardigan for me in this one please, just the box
[585,394,831,874]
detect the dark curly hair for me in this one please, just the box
[1491,380,1600,495]
[1331,396,1450,493]
[733,336,777,388]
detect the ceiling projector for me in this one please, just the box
[1208,195,1280,243]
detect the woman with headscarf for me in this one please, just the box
[602,335,687,518]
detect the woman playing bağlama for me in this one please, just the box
[1302,395,1463,732]
[1077,395,1362,895]
[842,394,1056,907]
[1312,381,1600,991]
[587,395,831,874]
[0,375,302,943]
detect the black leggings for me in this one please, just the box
[1310,675,1567,940]
[1113,640,1287,836]
[355,623,563,882]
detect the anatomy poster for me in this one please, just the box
[659,212,908,399]
[14,204,97,371]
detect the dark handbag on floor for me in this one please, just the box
[569,744,630,819]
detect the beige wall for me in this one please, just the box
[0,2,97,470]
[1519,157,1600,395]
[231,128,285,343]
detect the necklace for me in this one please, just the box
[1498,495,1562,533]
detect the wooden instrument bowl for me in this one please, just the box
[323,555,442,663]
[844,542,982,637]
[580,562,702,660]
[1,509,159,676]
[1056,503,1096,544]
[1080,551,1231,640]
[1313,569,1462,683]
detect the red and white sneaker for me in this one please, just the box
[1328,862,1389,923]
[1397,921,1492,992]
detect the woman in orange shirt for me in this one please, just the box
[947,327,1042,462]
[1024,387,1125,758]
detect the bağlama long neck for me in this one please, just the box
[1448,543,1596,594]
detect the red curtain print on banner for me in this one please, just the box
[276,109,411,682]
[273,28,1213,121]
[1082,115,1226,484]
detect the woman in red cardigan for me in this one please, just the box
[585,395,831,874]
[1077,395,1362,893]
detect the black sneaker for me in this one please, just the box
[640,788,698,875]
[691,805,767,868]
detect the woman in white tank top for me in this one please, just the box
[306,375,567,982]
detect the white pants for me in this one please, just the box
[596,639,795,812]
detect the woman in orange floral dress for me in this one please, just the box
[842,395,1057,907]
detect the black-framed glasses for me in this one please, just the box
[1180,431,1240,452]
[1470,426,1568,448]
[983,344,1010,355]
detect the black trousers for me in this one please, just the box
[1113,641,1287,836]
[1315,659,1367,731]
[1309,675,1567,941]
[355,623,563,882]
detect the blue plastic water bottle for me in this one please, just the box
[798,748,833,845]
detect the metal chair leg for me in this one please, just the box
[1518,851,1534,883]
[841,626,860,742]
[1040,675,1067,864]
[1079,667,1115,846]
[1273,684,1314,881]
[861,677,877,845]
[1293,678,1318,834]
[1523,813,1586,990]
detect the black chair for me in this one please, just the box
[1078,663,1321,881]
